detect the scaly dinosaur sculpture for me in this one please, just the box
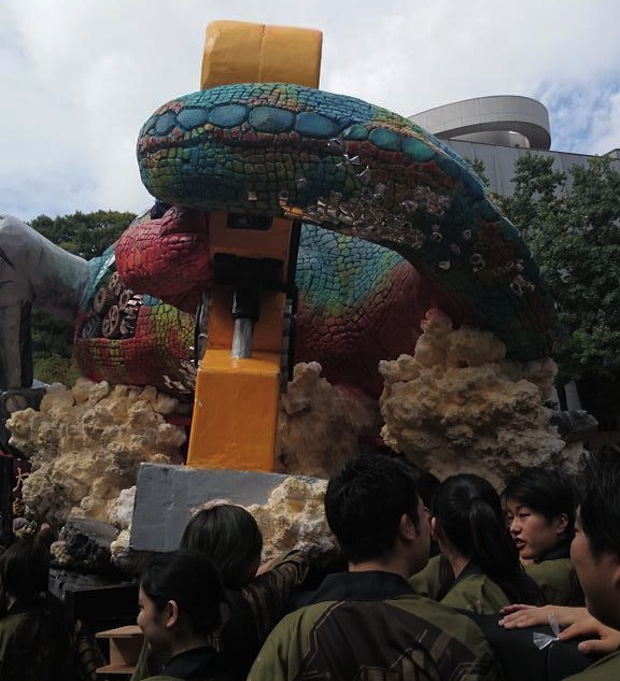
[0,84,562,402]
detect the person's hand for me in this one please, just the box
[498,603,535,618]
[559,615,620,656]
[498,605,587,629]
[498,604,547,628]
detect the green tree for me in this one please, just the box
[30,209,135,259]
[465,157,506,210]
[503,153,620,395]
[29,210,136,380]
[33,355,80,387]
[466,157,491,188]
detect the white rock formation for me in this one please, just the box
[8,379,186,525]
[247,475,334,563]
[379,309,582,488]
[276,362,381,477]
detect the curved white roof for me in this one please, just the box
[409,95,551,150]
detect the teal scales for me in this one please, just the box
[137,82,564,362]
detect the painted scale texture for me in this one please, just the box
[82,212,451,398]
[75,213,526,398]
[137,82,563,361]
[75,244,196,397]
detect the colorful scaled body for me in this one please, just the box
[1,84,562,401]
[136,82,562,362]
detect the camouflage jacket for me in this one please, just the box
[248,570,503,681]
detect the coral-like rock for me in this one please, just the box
[276,362,381,478]
[7,322,582,574]
[8,379,186,527]
[108,487,136,531]
[550,410,598,443]
[106,488,143,571]
[110,529,142,573]
[52,517,120,574]
[379,310,579,488]
[247,476,334,563]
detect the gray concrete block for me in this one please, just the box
[130,463,290,552]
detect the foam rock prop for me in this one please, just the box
[108,486,137,568]
[379,310,581,488]
[276,362,381,477]
[247,475,334,563]
[549,410,598,443]
[8,379,186,526]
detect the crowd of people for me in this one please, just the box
[2,445,620,680]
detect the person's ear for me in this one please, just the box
[609,553,620,593]
[164,600,180,629]
[398,513,418,542]
[553,513,570,536]
[430,516,441,542]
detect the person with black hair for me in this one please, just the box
[495,448,620,677]
[503,465,583,606]
[132,501,311,681]
[179,502,263,590]
[248,453,502,681]
[559,446,620,679]
[431,474,542,613]
[0,538,76,681]
[504,466,576,562]
[137,549,231,681]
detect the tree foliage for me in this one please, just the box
[29,210,135,378]
[466,157,491,188]
[33,355,80,387]
[30,209,135,260]
[503,154,620,384]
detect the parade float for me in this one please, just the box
[0,22,588,585]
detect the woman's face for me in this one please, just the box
[137,585,170,652]
[506,499,568,561]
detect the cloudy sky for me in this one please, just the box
[2,0,619,222]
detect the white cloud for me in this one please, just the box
[2,0,619,221]
[588,91,620,156]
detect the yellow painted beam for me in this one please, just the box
[187,22,322,471]
[188,350,280,471]
[201,20,322,89]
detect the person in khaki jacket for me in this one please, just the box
[132,502,311,681]
[0,539,76,681]
[431,474,542,614]
[562,446,620,680]
[504,466,583,607]
[248,454,503,681]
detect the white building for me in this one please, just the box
[409,95,620,197]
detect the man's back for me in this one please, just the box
[248,571,502,681]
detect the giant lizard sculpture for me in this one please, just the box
[0,84,562,402]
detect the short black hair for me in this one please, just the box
[180,502,262,589]
[503,466,577,534]
[324,453,421,563]
[579,445,620,557]
[141,549,223,635]
[0,539,50,602]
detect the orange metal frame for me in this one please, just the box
[186,22,322,471]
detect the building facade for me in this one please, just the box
[409,95,620,197]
